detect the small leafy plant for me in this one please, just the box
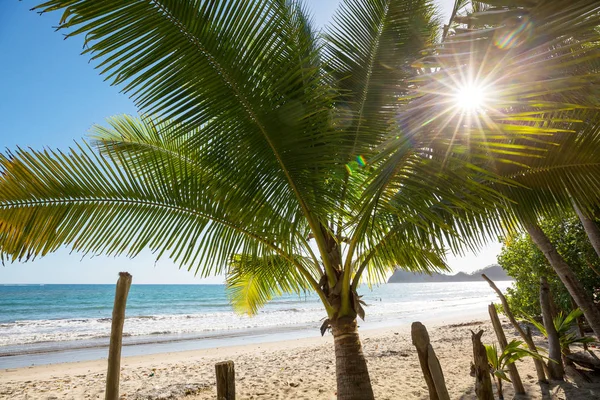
[527,308,595,353]
[485,340,543,400]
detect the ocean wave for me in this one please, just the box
[0,281,512,348]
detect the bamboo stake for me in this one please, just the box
[482,273,547,383]
[105,272,132,400]
[488,303,525,394]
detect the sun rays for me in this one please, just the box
[454,82,488,112]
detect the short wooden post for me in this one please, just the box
[216,361,235,400]
[105,272,133,400]
[540,277,565,380]
[472,330,494,400]
[482,273,547,383]
[411,322,450,400]
[488,303,525,394]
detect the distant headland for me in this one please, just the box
[387,264,511,283]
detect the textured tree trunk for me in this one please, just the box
[540,277,565,380]
[570,297,589,351]
[525,222,600,339]
[573,202,600,259]
[482,274,547,383]
[331,317,374,400]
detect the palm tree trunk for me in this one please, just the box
[540,276,565,380]
[331,317,375,400]
[525,222,600,339]
[573,203,600,259]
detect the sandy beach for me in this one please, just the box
[2,315,600,400]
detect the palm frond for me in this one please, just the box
[0,142,300,277]
[325,0,439,162]
[89,115,310,247]
[227,253,319,315]
[324,0,441,241]
[34,0,344,236]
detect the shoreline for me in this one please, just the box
[3,312,600,400]
[0,312,479,381]
[1,311,485,372]
[1,301,494,369]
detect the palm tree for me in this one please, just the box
[0,1,512,398]
[573,203,600,260]
[396,0,600,338]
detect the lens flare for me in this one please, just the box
[454,84,487,112]
[356,155,366,167]
[494,16,533,50]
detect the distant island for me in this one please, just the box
[387,264,512,283]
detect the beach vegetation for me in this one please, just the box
[485,340,544,400]
[527,309,596,355]
[497,216,600,318]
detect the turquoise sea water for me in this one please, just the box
[0,281,512,367]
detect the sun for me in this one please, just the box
[454,83,487,112]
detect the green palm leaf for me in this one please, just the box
[227,253,318,315]
[35,0,346,243]
[0,140,307,281]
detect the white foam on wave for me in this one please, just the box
[0,281,511,347]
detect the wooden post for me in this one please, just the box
[482,273,547,383]
[411,322,450,400]
[216,361,235,400]
[488,304,525,394]
[105,272,132,400]
[472,330,494,400]
[540,277,565,380]
[426,344,450,400]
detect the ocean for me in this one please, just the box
[0,281,512,368]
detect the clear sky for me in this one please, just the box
[0,0,501,284]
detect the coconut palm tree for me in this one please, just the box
[0,1,513,398]
[573,203,600,260]
[394,0,600,339]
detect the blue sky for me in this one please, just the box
[0,0,501,284]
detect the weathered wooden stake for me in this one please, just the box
[540,277,565,380]
[411,322,450,400]
[488,303,525,394]
[216,360,235,400]
[105,272,132,400]
[472,330,494,400]
[482,273,547,383]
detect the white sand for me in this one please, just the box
[2,316,600,399]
